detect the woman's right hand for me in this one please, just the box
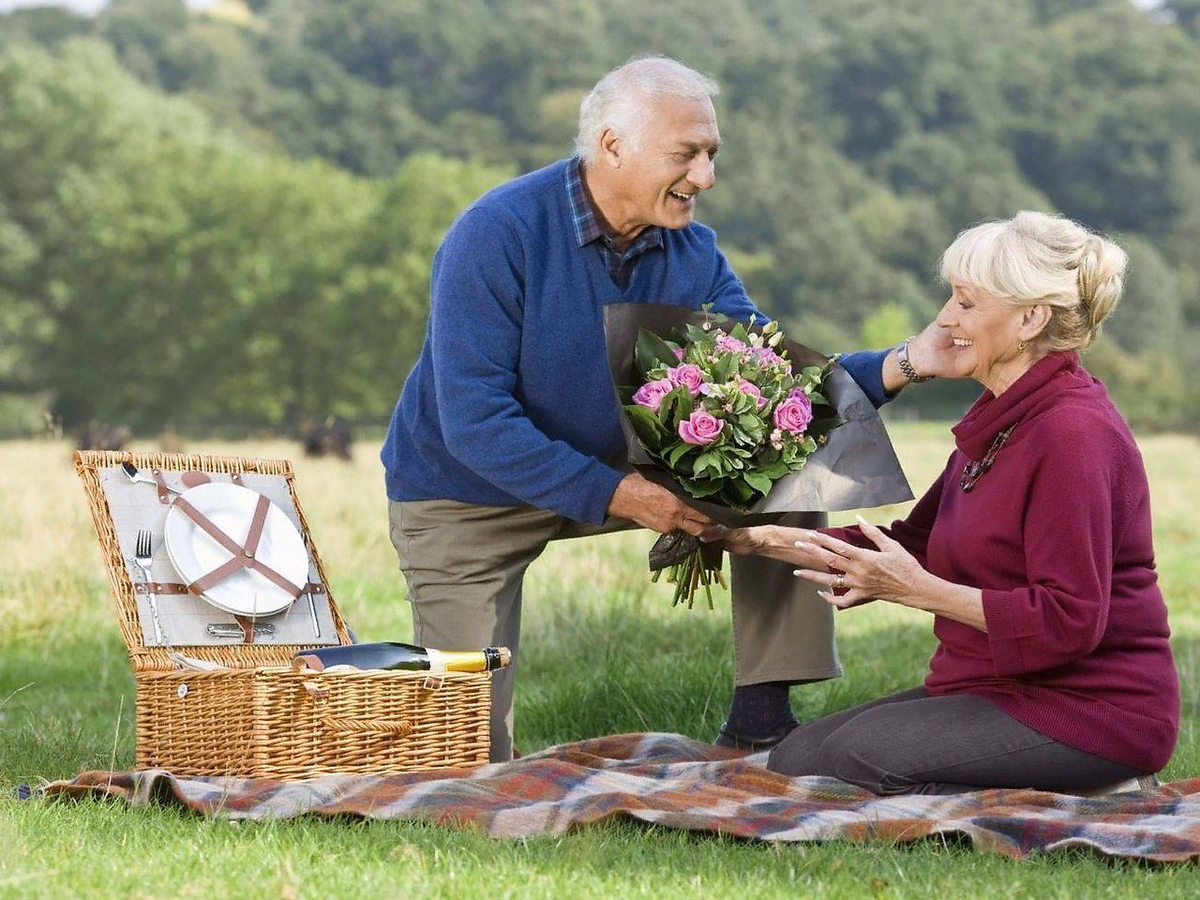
[717,524,826,569]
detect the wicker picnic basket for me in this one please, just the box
[74,450,492,779]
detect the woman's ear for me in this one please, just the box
[1021,304,1052,341]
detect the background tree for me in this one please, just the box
[2,0,1198,433]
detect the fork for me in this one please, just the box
[133,529,165,645]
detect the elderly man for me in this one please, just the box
[381,55,931,761]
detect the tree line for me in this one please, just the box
[2,0,1199,434]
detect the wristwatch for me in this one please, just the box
[895,336,933,383]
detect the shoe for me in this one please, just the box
[1076,774,1160,797]
[714,717,799,752]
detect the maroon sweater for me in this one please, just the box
[834,352,1179,772]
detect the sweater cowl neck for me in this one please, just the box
[951,351,1089,460]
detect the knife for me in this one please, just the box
[206,623,276,639]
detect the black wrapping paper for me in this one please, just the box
[603,303,913,526]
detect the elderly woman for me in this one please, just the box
[722,211,1179,795]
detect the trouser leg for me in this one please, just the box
[768,687,1143,795]
[730,512,840,685]
[388,499,560,763]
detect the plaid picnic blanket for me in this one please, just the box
[43,732,1200,861]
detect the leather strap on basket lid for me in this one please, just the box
[171,492,306,600]
[144,468,231,503]
[150,470,171,504]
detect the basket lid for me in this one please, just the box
[75,450,352,669]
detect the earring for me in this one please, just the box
[1017,339,1027,353]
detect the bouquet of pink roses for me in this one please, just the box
[618,310,840,607]
[604,303,912,610]
[623,316,838,511]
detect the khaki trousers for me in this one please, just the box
[388,499,840,762]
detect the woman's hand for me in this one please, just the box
[795,517,988,630]
[717,524,826,570]
[794,517,933,610]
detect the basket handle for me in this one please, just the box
[293,670,416,736]
[315,714,413,736]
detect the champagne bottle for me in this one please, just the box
[293,641,510,674]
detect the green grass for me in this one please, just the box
[1,427,1197,898]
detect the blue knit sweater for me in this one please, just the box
[381,159,889,523]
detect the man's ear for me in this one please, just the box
[598,127,623,168]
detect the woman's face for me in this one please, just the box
[935,278,1030,394]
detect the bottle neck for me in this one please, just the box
[427,647,507,672]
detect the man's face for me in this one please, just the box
[613,95,721,233]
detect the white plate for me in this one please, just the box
[164,482,308,618]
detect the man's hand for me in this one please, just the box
[905,320,971,380]
[881,320,964,393]
[607,472,718,538]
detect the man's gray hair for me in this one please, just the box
[575,56,720,164]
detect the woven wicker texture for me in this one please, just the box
[74,450,491,777]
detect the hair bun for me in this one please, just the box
[1076,233,1126,334]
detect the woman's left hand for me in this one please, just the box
[794,516,932,610]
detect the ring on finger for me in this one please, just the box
[834,573,846,591]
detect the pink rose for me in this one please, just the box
[633,379,673,413]
[672,348,686,361]
[773,393,813,435]
[678,410,724,445]
[717,335,747,352]
[751,347,786,368]
[736,380,767,409]
[667,363,704,394]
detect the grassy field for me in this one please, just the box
[1,424,1197,898]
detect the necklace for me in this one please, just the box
[960,422,1017,492]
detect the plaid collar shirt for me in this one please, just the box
[565,157,663,290]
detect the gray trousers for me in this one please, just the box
[389,498,840,762]
[767,687,1144,795]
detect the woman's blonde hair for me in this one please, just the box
[939,211,1127,351]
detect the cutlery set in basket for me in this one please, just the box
[74,451,492,778]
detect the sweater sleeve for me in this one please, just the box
[426,208,626,521]
[982,413,1117,675]
[703,242,893,408]
[836,349,891,408]
[823,463,949,568]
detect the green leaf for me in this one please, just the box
[635,327,681,375]
[666,441,694,467]
[711,354,738,383]
[683,479,726,499]
[625,402,665,431]
[659,387,695,431]
[626,405,667,451]
[723,479,757,507]
[757,461,791,479]
[693,451,719,477]
[743,472,774,495]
